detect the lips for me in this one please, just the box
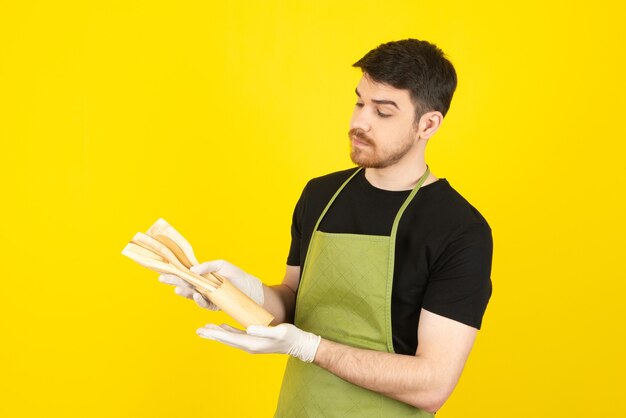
[349,129,374,147]
[351,137,370,147]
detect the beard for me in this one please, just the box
[348,128,416,169]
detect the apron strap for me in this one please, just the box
[311,167,363,232]
[390,165,431,238]
[384,165,431,352]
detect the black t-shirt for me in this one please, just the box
[287,167,493,355]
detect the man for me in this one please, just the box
[159,38,493,417]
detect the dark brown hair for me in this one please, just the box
[353,39,457,121]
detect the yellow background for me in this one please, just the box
[2,1,625,417]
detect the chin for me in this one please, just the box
[350,154,384,169]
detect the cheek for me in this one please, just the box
[378,126,412,149]
[394,120,417,139]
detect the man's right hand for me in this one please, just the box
[158,260,265,310]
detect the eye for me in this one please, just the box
[355,102,364,108]
[377,110,391,118]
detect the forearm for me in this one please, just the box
[262,284,296,325]
[313,338,449,413]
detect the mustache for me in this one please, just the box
[348,128,374,145]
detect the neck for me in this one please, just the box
[363,143,438,191]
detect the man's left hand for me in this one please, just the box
[196,323,321,363]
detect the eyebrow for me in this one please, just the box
[355,88,400,110]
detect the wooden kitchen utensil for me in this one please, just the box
[122,219,275,328]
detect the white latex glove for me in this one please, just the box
[158,259,264,311]
[196,323,321,363]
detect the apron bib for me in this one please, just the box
[275,167,433,417]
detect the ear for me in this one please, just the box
[416,111,444,140]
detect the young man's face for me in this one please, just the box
[349,74,420,169]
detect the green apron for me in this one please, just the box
[275,167,434,417]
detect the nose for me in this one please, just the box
[350,106,371,132]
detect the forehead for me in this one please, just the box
[355,74,413,106]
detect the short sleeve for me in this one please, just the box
[422,222,493,329]
[286,183,308,266]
